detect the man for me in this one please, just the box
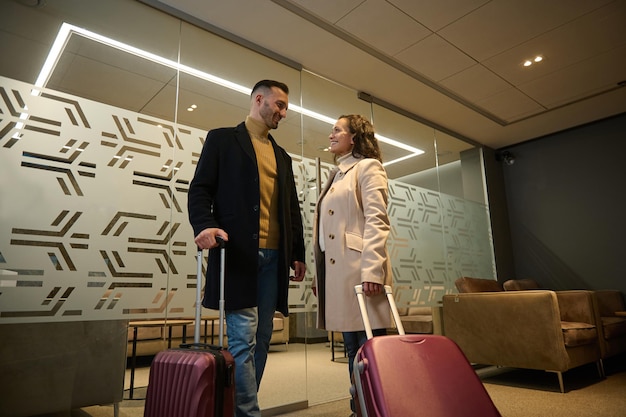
[188,79,306,417]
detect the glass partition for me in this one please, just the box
[0,0,495,413]
[298,70,375,404]
[0,1,185,323]
[368,104,495,309]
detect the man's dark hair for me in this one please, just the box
[251,79,289,96]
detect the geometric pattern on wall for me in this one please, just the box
[0,76,495,323]
[388,183,496,307]
[0,76,200,322]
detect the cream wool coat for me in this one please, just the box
[314,154,392,332]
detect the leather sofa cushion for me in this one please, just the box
[455,276,503,293]
[601,317,626,339]
[397,307,432,316]
[401,315,433,334]
[503,278,541,291]
[397,307,434,333]
[273,316,284,331]
[407,307,432,315]
[561,321,597,347]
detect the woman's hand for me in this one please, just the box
[362,281,383,296]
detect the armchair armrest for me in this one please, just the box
[555,290,595,324]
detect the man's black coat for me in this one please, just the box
[188,121,306,315]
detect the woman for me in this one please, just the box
[313,114,392,415]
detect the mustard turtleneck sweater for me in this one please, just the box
[245,116,280,249]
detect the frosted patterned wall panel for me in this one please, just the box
[310,160,496,310]
[389,185,496,308]
[0,76,495,323]
[0,76,206,322]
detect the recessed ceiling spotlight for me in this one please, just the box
[191,104,197,109]
[523,55,544,68]
[187,107,194,111]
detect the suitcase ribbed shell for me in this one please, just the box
[144,348,234,417]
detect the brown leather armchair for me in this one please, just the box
[443,290,603,392]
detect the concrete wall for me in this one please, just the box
[501,113,625,293]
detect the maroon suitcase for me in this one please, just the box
[144,240,235,417]
[351,285,501,417]
[143,348,234,417]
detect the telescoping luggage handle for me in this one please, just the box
[195,237,226,347]
[354,284,405,339]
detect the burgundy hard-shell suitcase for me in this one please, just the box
[143,239,235,417]
[351,285,501,417]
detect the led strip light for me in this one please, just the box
[32,22,424,165]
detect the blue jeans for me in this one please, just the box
[226,249,278,417]
[344,329,387,412]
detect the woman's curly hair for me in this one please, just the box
[335,114,382,163]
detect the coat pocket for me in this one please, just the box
[345,232,363,253]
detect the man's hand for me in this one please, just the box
[362,281,383,296]
[290,261,306,282]
[194,228,228,250]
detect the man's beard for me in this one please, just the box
[260,103,279,129]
